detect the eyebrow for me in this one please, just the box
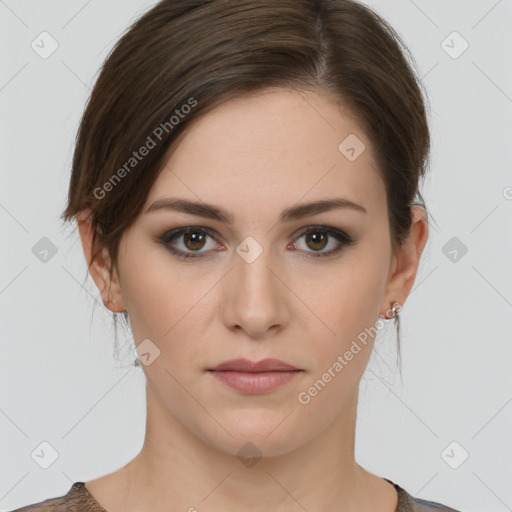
[145,197,367,223]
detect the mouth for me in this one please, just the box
[207,358,303,394]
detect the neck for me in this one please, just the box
[113,383,388,512]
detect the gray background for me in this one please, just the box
[1,1,511,510]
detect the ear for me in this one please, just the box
[379,205,429,318]
[77,209,126,313]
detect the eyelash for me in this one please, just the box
[157,226,355,261]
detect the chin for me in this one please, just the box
[194,415,308,461]
[214,436,302,462]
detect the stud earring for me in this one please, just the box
[379,301,402,319]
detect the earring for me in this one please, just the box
[379,301,402,319]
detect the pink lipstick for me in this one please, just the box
[208,358,302,394]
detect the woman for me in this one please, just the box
[11,0,463,510]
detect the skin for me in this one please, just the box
[77,88,428,512]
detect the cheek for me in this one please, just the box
[117,243,171,335]
[311,252,386,327]
[118,247,215,361]
[295,266,385,415]
[302,247,390,372]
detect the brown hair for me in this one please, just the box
[61,0,432,372]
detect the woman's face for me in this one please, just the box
[93,88,423,457]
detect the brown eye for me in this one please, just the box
[304,232,328,251]
[159,227,220,260]
[183,231,207,251]
[293,227,354,258]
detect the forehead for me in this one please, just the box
[145,88,386,222]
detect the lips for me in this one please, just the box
[207,358,302,394]
[208,358,300,372]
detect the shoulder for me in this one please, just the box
[394,482,463,512]
[6,482,105,512]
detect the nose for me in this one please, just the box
[221,244,290,339]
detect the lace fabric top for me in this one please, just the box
[9,478,463,511]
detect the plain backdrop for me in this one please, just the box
[1,1,511,511]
